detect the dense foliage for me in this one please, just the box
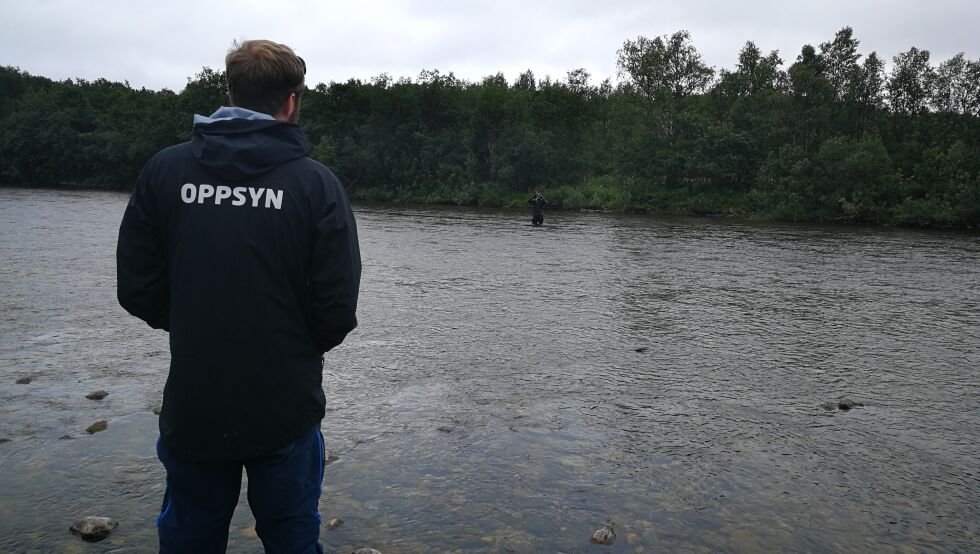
[2,27,978,226]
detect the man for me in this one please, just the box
[117,39,361,553]
[528,191,548,225]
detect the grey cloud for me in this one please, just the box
[1,0,977,91]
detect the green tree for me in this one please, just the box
[819,26,862,101]
[887,47,934,115]
[616,30,714,137]
[715,41,785,98]
[179,67,228,123]
[851,52,887,109]
[931,53,980,115]
[787,45,834,152]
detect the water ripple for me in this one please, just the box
[1,190,978,552]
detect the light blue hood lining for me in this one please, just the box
[193,106,275,125]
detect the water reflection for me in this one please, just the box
[1,190,978,552]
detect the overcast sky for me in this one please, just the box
[2,0,978,92]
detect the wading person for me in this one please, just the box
[116,39,361,553]
[528,191,548,225]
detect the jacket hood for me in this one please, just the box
[191,107,311,180]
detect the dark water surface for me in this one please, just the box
[1,187,978,553]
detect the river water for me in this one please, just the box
[0,187,978,553]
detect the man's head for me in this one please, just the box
[225,39,306,123]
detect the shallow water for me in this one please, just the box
[1,187,978,553]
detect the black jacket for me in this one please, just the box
[528,195,548,215]
[117,116,361,461]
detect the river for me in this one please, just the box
[0,187,978,553]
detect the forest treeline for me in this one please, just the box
[1,27,979,226]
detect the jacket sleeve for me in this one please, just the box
[116,163,170,331]
[310,180,362,354]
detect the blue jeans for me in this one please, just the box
[156,426,325,554]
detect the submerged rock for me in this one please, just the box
[837,398,864,411]
[821,398,866,411]
[591,523,616,545]
[635,347,648,353]
[69,516,118,542]
[15,377,32,385]
[59,435,73,440]
[85,390,109,400]
[0,438,9,444]
[86,420,108,434]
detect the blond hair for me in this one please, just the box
[225,39,306,116]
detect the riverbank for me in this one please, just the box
[353,178,980,229]
[5,181,977,230]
